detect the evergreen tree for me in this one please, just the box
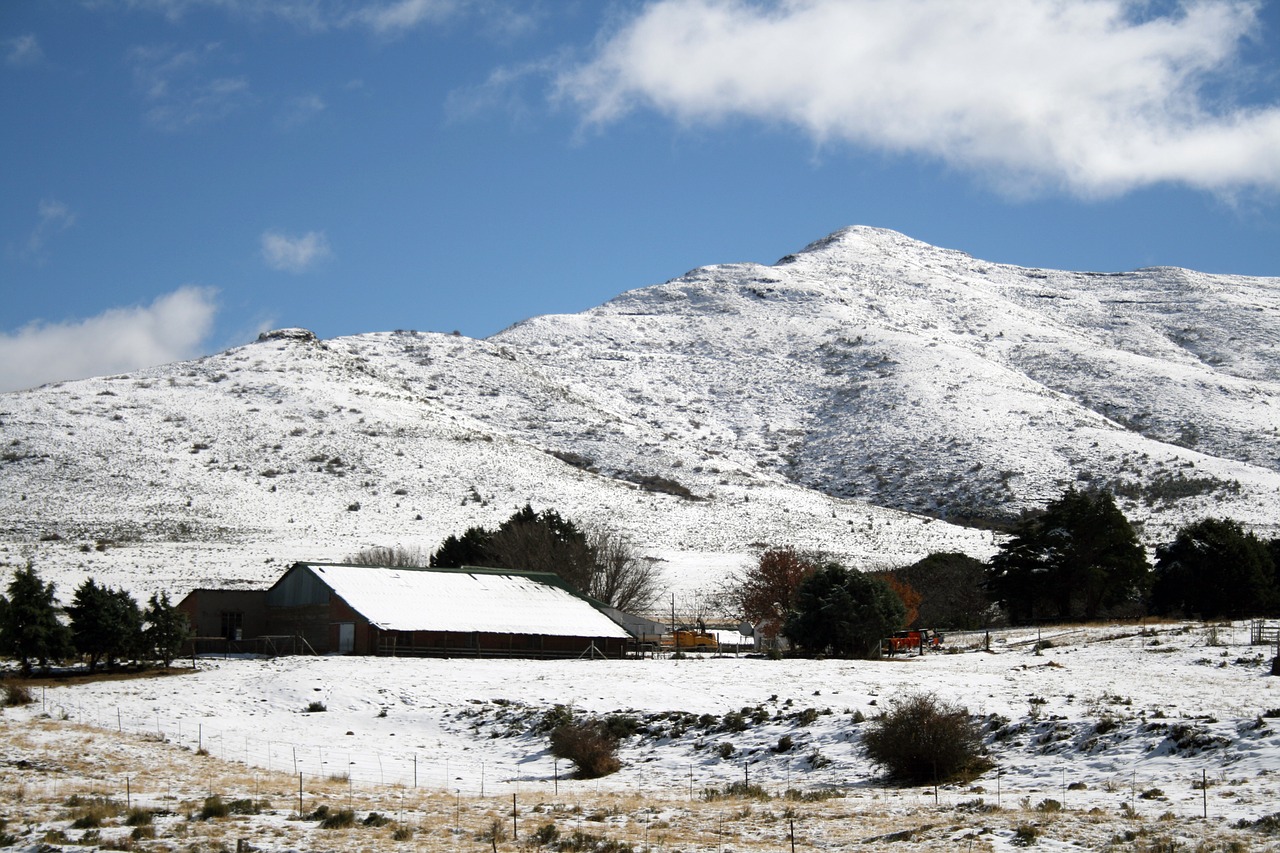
[429,526,493,568]
[428,506,659,609]
[784,563,905,658]
[0,562,72,675]
[67,578,113,671]
[144,591,191,667]
[986,488,1149,623]
[890,552,991,630]
[1151,518,1277,619]
[481,505,596,591]
[106,587,143,669]
[67,579,142,671]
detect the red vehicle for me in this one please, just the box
[883,629,943,656]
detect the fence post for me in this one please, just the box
[298,773,303,817]
[1202,769,1207,819]
[512,793,518,842]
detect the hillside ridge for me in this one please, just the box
[1,225,1276,601]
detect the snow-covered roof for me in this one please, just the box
[303,563,631,639]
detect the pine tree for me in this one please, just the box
[1152,518,1277,619]
[784,563,905,658]
[986,488,1149,623]
[67,578,113,671]
[0,562,72,675]
[429,526,493,568]
[67,579,142,671]
[144,591,191,668]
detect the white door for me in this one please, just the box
[338,623,355,653]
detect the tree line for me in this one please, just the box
[738,487,1280,658]
[0,563,190,676]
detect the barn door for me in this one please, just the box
[338,622,355,653]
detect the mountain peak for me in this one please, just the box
[783,225,960,265]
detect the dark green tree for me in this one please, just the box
[0,562,72,675]
[784,562,906,658]
[986,488,1149,623]
[485,505,596,591]
[68,579,142,671]
[144,591,191,667]
[429,526,493,568]
[67,578,113,671]
[1151,519,1277,619]
[890,552,991,630]
[429,507,659,610]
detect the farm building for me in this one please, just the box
[178,562,633,658]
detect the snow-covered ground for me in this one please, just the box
[4,620,1280,851]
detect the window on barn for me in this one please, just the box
[221,611,243,641]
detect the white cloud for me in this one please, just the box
[17,198,76,264]
[113,0,467,34]
[4,33,44,67]
[0,287,218,393]
[556,0,1280,197]
[261,230,333,272]
[128,43,250,130]
[276,93,326,129]
[353,0,460,35]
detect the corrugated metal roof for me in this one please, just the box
[304,564,631,638]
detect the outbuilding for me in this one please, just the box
[181,562,633,658]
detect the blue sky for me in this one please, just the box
[3,0,1279,392]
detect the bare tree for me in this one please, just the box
[585,528,662,614]
[345,545,431,567]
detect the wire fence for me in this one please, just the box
[25,690,1247,826]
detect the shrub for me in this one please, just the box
[305,701,327,713]
[716,741,736,759]
[2,683,34,706]
[198,796,230,820]
[861,692,991,785]
[774,734,794,753]
[363,812,391,827]
[319,808,356,829]
[67,796,123,829]
[125,808,153,826]
[1012,824,1040,846]
[549,719,622,779]
[702,782,769,801]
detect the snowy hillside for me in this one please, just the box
[1,226,1276,604]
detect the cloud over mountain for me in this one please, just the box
[0,286,217,392]
[557,0,1280,196]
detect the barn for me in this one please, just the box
[180,562,633,658]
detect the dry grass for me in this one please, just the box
[0,716,1272,852]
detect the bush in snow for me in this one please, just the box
[549,718,621,779]
[861,692,990,785]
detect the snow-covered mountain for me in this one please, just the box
[1,226,1276,603]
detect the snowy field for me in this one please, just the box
[4,620,1280,850]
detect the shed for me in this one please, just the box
[176,588,268,643]
[265,562,632,657]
